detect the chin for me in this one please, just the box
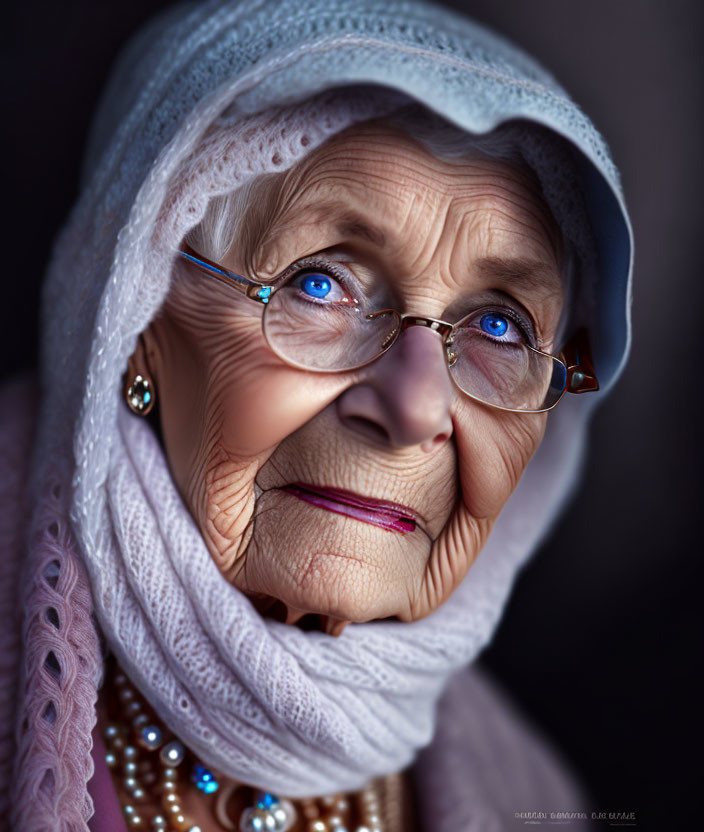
[239,489,430,625]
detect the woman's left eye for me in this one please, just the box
[480,312,509,337]
[474,310,528,345]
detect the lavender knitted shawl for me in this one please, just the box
[6,1,632,829]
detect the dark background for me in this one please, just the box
[4,2,702,830]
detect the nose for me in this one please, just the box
[336,325,454,452]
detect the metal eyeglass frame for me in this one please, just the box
[178,245,599,413]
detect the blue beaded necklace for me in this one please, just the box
[102,658,387,831]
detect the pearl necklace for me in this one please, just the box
[102,660,388,832]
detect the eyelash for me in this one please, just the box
[280,255,357,291]
[278,254,540,344]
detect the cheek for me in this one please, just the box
[452,401,547,519]
[215,356,351,458]
[163,301,352,462]
[153,303,359,573]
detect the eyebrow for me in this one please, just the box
[474,255,562,296]
[333,211,388,249]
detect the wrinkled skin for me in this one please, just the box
[129,122,564,633]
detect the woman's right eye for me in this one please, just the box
[293,270,355,304]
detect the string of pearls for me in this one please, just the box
[103,662,386,832]
[297,789,385,832]
[104,670,204,831]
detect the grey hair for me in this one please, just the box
[187,104,590,349]
[185,175,269,267]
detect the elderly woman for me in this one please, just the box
[0,1,632,830]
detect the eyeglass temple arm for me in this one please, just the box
[562,327,599,394]
[178,246,273,304]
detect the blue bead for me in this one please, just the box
[480,313,508,337]
[143,391,151,404]
[192,763,219,793]
[256,793,278,809]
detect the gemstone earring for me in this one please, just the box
[126,374,155,416]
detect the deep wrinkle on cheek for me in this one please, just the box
[450,400,544,521]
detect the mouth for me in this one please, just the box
[279,482,417,534]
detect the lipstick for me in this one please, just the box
[280,482,416,534]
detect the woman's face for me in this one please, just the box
[137,122,564,632]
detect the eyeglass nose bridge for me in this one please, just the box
[398,315,454,340]
[371,311,455,355]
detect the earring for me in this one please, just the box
[125,374,155,415]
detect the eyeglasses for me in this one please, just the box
[178,245,599,413]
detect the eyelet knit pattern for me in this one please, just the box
[10,484,102,832]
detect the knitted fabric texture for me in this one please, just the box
[10,1,633,828]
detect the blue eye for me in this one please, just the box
[289,261,360,306]
[301,273,332,298]
[480,313,509,338]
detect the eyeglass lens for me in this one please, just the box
[262,273,566,412]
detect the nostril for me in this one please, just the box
[343,415,390,444]
[420,431,451,453]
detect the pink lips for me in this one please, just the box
[280,482,417,534]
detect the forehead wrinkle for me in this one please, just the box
[309,124,536,195]
[483,212,562,281]
[290,142,431,205]
[287,133,456,209]
[447,195,558,268]
[313,170,434,222]
[297,129,451,186]
[453,184,560,247]
[271,173,432,254]
[277,121,557,226]
[394,191,452,276]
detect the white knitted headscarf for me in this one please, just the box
[12,2,633,828]
[88,86,602,796]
